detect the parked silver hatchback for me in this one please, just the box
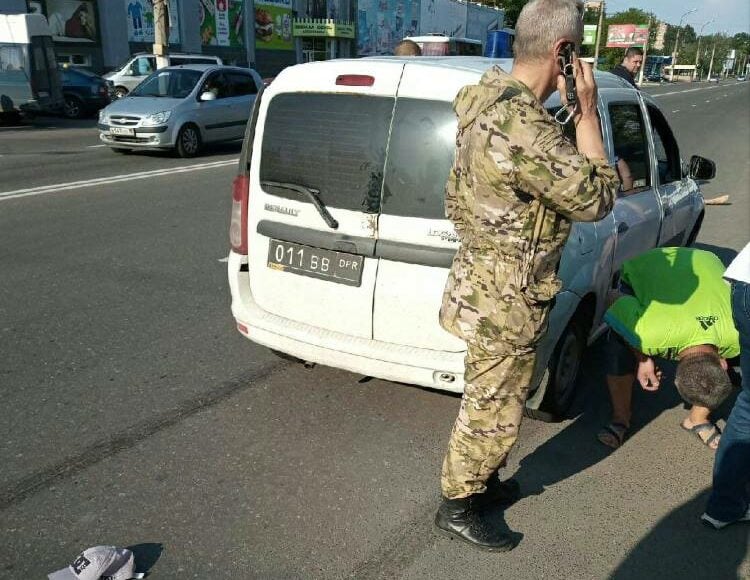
[98,64,262,157]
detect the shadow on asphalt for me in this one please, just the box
[0,115,97,131]
[609,489,749,579]
[127,542,164,576]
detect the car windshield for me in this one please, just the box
[130,69,203,98]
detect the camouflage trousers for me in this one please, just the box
[440,342,536,499]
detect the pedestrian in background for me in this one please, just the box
[703,242,750,529]
[610,47,643,88]
[393,39,422,56]
[435,0,619,551]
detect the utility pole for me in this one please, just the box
[593,1,605,70]
[707,39,717,80]
[670,8,697,82]
[153,0,169,70]
[637,15,652,85]
[694,19,715,81]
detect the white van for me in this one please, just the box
[105,52,223,97]
[228,56,708,420]
[0,13,64,118]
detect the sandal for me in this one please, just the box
[597,422,629,449]
[681,421,722,450]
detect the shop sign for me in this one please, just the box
[255,0,294,51]
[124,0,181,44]
[582,24,597,45]
[200,0,246,47]
[293,19,355,39]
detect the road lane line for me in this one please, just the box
[218,256,230,263]
[87,144,107,148]
[651,83,746,98]
[0,158,237,201]
[672,110,680,113]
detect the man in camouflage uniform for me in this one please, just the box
[435,0,620,551]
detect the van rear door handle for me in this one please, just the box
[617,222,629,234]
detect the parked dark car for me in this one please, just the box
[59,66,112,119]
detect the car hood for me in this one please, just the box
[104,96,184,115]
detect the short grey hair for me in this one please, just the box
[514,0,584,62]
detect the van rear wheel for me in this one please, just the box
[114,86,128,99]
[176,124,201,158]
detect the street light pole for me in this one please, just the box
[593,1,605,70]
[637,15,652,85]
[153,0,169,70]
[670,8,697,82]
[707,39,717,80]
[694,19,715,81]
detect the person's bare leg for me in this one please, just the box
[607,373,634,427]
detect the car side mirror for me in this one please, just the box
[199,91,217,102]
[688,155,716,181]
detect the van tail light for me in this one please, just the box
[336,74,375,86]
[229,174,249,254]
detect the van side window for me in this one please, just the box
[647,105,681,184]
[132,56,155,76]
[608,103,651,193]
[227,72,257,96]
[381,98,457,219]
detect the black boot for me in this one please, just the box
[481,476,521,507]
[434,496,516,551]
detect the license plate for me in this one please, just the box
[267,239,364,287]
[110,127,134,136]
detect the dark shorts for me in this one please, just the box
[604,329,637,376]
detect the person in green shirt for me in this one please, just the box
[598,247,739,450]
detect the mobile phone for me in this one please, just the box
[554,42,577,124]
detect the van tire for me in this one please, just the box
[526,317,587,422]
[176,124,201,158]
[114,86,128,99]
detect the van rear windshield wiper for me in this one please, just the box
[261,180,339,230]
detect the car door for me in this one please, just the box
[645,103,694,246]
[224,71,259,140]
[605,96,663,271]
[195,71,234,142]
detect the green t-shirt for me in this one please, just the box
[604,247,740,359]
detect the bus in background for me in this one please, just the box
[0,13,63,120]
[404,34,483,56]
[485,29,514,58]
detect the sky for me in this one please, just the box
[604,0,750,35]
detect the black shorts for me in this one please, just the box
[604,329,637,376]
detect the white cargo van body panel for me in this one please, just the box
[247,61,406,339]
[372,62,484,351]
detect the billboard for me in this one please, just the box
[200,0,247,47]
[43,0,98,42]
[606,24,649,48]
[125,0,181,44]
[357,0,420,56]
[254,0,293,51]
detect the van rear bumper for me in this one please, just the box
[227,251,467,393]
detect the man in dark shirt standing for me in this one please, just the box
[610,47,643,88]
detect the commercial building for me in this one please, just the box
[1,0,501,76]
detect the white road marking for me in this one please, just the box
[692,104,697,107]
[218,256,230,263]
[706,99,711,102]
[0,158,237,201]
[672,110,680,113]
[87,144,107,148]
[651,83,746,98]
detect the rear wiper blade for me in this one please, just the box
[261,180,339,230]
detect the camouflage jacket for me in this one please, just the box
[439,67,619,352]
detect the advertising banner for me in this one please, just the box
[293,19,355,39]
[582,24,597,45]
[125,0,181,44]
[606,24,649,48]
[420,0,464,37]
[43,0,98,42]
[254,0,294,50]
[357,0,420,56]
[200,0,246,47]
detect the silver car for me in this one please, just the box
[98,64,262,157]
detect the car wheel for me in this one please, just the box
[176,124,201,158]
[526,317,587,422]
[63,95,84,119]
[114,86,128,99]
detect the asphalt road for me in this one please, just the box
[1,80,748,579]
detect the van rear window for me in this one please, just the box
[260,93,394,213]
[381,98,457,219]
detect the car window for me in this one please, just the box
[130,69,202,98]
[227,72,257,96]
[201,72,229,99]
[381,98,456,219]
[647,105,681,184]
[133,56,155,76]
[260,93,394,213]
[608,102,651,193]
